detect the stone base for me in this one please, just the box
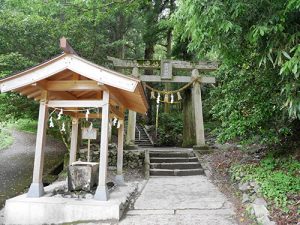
[124,144,138,150]
[193,145,213,154]
[4,181,137,224]
[115,175,125,186]
[27,182,44,198]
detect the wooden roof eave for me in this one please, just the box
[0,54,139,94]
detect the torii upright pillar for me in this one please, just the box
[192,69,209,151]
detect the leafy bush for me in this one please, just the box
[230,155,300,211]
[14,118,38,133]
[0,123,13,150]
[157,112,183,146]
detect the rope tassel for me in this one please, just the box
[171,94,174,104]
[61,122,66,132]
[57,109,63,120]
[150,91,155,99]
[156,93,161,104]
[49,117,54,128]
[177,92,182,101]
[113,117,118,126]
[164,93,169,103]
[85,109,90,121]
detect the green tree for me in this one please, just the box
[174,0,300,144]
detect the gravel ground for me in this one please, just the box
[0,129,66,208]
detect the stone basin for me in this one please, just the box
[68,161,99,191]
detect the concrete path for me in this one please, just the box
[120,176,238,225]
[0,129,66,209]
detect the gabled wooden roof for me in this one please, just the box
[0,52,148,114]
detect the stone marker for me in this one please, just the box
[68,161,99,191]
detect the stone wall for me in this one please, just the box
[78,143,145,169]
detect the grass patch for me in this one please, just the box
[14,118,38,133]
[0,123,14,150]
[230,154,300,212]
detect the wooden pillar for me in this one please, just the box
[125,67,139,148]
[108,118,112,143]
[192,69,206,148]
[94,91,110,201]
[115,120,125,185]
[182,88,196,147]
[27,91,48,197]
[69,117,79,164]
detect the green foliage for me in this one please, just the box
[230,155,300,211]
[14,118,37,133]
[0,122,13,150]
[174,0,300,144]
[157,112,183,146]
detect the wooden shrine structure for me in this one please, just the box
[0,38,148,201]
[108,57,218,149]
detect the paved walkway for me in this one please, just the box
[120,176,238,225]
[0,130,66,208]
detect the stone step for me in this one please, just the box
[135,139,151,142]
[150,157,199,163]
[150,162,202,170]
[149,168,204,176]
[135,143,153,147]
[150,152,194,158]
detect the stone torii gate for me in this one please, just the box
[108,57,218,150]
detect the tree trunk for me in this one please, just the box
[182,88,196,147]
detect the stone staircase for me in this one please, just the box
[149,149,204,176]
[135,124,153,147]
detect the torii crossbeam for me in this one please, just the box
[108,57,218,149]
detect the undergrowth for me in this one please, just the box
[13,118,37,133]
[0,122,13,150]
[230,154,300,212]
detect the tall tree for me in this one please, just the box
[174,0,300,144]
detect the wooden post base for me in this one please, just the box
[94,185,109,201]
[27,182,44,198]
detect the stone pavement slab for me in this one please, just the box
[120,176,238,225]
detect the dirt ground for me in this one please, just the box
[0,130,66,208]
[197,150,257,225]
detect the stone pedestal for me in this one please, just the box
[4,181,138,224]
[68,161,99,191]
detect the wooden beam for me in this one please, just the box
[140,75,216,83]
[46,80,102,91]
[20,86,37,95]
[48,100,104,108]
[60,37,77,55]
[49,91,77,100]
[49,70,75,81]
[110,106,124,119]
[28,90,41,99]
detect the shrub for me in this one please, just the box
[156,112,183,146]
[0,123,13,150]
[14,118,38,133]
[230,154,300,211]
